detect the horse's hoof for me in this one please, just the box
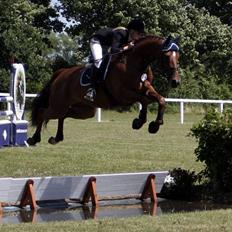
[48,137,57,145]
[27,137,37,146]
[132,118,145,130]
[148,121,160,134]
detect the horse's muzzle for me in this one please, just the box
[171,79,180,88]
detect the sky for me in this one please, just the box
[50,0,68,25]
[51,0,76,27]
[51,0,61,7]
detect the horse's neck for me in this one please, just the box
[127,38,163,72]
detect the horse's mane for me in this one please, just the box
[109,35,165,65]
[134,35,164,45]
[115,35,164,60]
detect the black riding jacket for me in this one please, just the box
[90,27,129,53]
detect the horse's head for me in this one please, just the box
[121,35,180,88]
[160,36,180,88]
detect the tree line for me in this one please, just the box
[0,0,231,100]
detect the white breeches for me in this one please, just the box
[90,38,103,68]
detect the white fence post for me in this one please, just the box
[96,108,101,122]
[219,103,224,113]
[180,101,184,124]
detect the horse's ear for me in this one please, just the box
[164,35,172,45]
[162,35,173,51]
[174,36,180,45]
[162,35,180,52]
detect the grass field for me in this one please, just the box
[0,110,203,177]
[1,110,231,231]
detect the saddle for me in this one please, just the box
[80,55,112,87]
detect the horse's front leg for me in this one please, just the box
[148,95,165,134]
[132,103,148,130]
[144,80,165,134]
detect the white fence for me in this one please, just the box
[165,98,232,124]
[1,93,232,124]
[0,93,13,117]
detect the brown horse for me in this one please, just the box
[27,35,180,145]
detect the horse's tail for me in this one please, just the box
[31,69,64,126]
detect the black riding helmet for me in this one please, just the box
[127,19,145,33]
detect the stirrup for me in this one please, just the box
[84,88,96,102]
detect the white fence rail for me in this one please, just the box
[1,93,232,124]
[0,93,13,117]
[165,98,232,124]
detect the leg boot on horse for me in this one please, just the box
[132,107,147,130]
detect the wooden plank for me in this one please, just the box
[82,177,98,206]
[19,180,37,210]
[0,171,168,203]
[0,178,12,202]
[8,177,84,201]
[140,174,157,202]
[87,171,168,198]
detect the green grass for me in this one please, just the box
[0,111,203,177]
[1,210,232,232]
[2,110,230,231]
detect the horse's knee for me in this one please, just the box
[159,97,166,106]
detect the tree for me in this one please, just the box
[189,0,232,26]
[30,0,64,33]
[48,32,83,71]
[60,0,161,55]
[191,110,232,192]
[0,0,51,92]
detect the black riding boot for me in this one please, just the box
[84,66,99,102]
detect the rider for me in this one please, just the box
[84,19,146,102]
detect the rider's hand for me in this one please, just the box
[122,41,134,51]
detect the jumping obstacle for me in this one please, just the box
[0,171,169,220]
[0,63,28,147]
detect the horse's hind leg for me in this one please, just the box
[48,117,65,145]
[27,106,47,145]
[47,105,96,145]
[27,121,43,145]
